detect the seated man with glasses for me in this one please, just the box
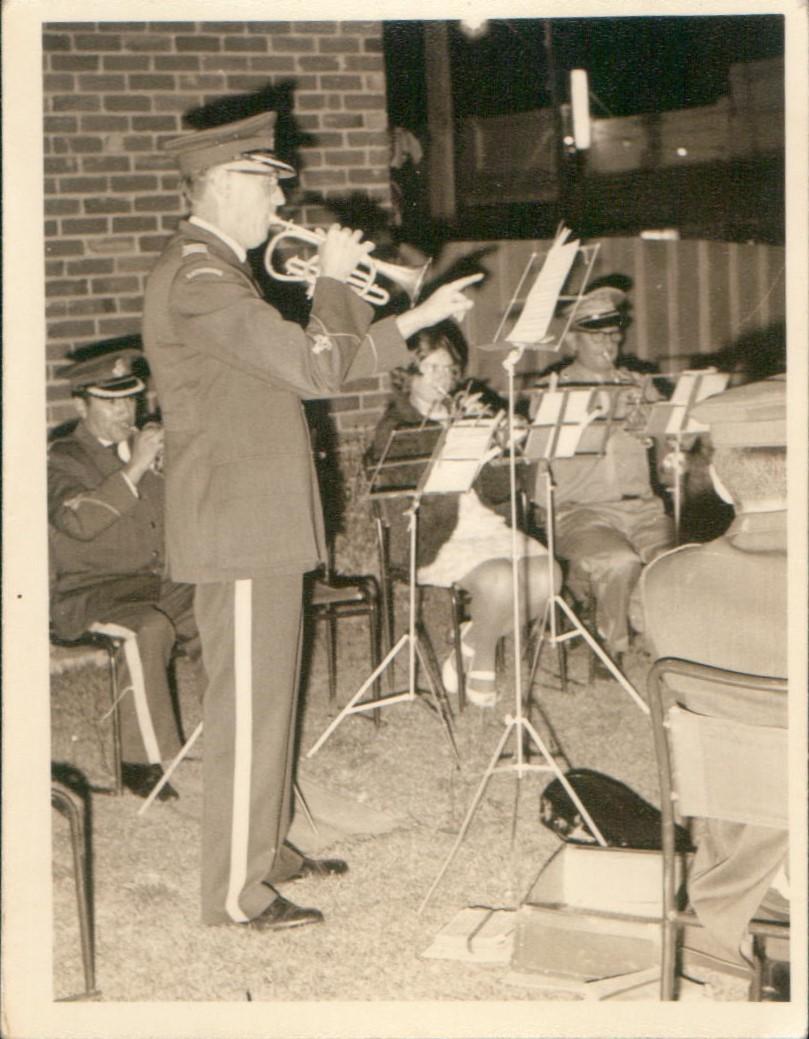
[528,286,675,671]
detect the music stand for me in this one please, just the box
[521,384,652,711]
[643,368,729,539]
[418,354,612,915]
[306,417,503,762]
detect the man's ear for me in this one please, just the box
[207,166,231,202]
[74,397,89,421]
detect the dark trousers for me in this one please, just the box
[194,574,306,925]
[93,580,198,763]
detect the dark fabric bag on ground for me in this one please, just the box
[540,767,693,852]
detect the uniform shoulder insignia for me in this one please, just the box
[311,333,333,354]
[185,266,225,280]
[182,243,209,257]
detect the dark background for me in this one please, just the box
[384,16,784,126]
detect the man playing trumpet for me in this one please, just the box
[529,286,675,672]
[48,341,200,801]
[142,109,482,932]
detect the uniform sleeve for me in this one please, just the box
[48,446,139,542]
[638,547,691,659]
[171,257,408,396]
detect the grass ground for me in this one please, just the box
[50,437,749,1005]
[50,589,747,1005]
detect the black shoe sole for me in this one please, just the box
[248,913,324,932]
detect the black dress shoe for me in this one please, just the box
[247,894,324,931]
[121,762,179,802]
[288,856,349,881]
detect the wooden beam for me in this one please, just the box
[424,22,456,221]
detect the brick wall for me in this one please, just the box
[42,20,395,434]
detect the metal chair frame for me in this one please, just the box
[50,630,125,796]
[51,780,99,1000]
[309,565,382,713]
[648,657,790,1001]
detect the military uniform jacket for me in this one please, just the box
[142,220,409,584]
[49,423,165,639]
[641,509,787,709]
[641,509,788,953]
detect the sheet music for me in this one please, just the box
[507,226,580,345]
[525,389,608,458]
[421,417,501,495]
[366,424,443,496]
[645,369,730,436]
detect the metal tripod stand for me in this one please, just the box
[307,489,459,763]
[419,348,611,913]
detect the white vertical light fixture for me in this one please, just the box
[570,68,591,150]
[459,16,489,40]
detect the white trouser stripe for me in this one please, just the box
[90,621,161,763]
[225,579,253,923]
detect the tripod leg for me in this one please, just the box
[556,597,649,715]
[307,633,412,757]
[414,624,460,766]
[521,714,608,846]
[138,720,202,816]
[419,719,517,914]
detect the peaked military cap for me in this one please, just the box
[565,286,628,332]
[62,337,146,399]
[691,373,786,447]
[163,111,296,178]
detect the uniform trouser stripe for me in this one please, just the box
[225,579,253,923]
[196,574,304,923]
[90,621,161,763]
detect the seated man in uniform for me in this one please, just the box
[530,286,675,670]
[641,375,789,976]
[49,341,200,800]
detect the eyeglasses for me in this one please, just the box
[421,362,460,376]
[581,328,622,339]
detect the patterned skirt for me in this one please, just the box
[417,489,547,588]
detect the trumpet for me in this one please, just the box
[263,219,431,307]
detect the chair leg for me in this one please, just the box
[325,610,337,704]
[660,917,677,1000]
[366,584,383,730]
[105,642,124,796]
[52,785,96,998]
[555,605,569,694]
[749,935,765,1001]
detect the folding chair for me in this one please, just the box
[50,629,125,796]
[647,657,790,1001]
[51,779,99,999]
[309,561,382,710]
